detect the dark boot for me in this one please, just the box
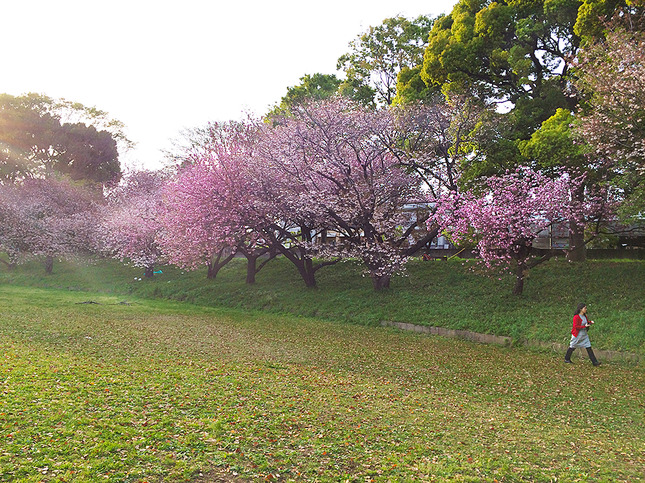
[586,347,601,366]
[565,347,575,363]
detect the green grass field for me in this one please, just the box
[2,256,644,355]
[1,279,644,481]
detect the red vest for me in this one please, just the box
[571,314,588,337]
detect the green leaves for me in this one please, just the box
[519,108,589,171]
[413,0,586,174]
[0,93,124,185]
[338,15,434,106]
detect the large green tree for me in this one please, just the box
[396,0,641,259]
[0,93,127,186]
[420,0,582,161]
[337,15,434,107]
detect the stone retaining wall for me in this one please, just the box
[380,321,641,364]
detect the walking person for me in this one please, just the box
[565,303,601,366]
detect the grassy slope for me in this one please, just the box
[1,256,643,355]
[0,285,643,482]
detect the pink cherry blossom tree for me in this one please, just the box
[162,121,277,282]
[161,159,243,280]
[573,27,645,216]
[99,170,168,278]
[251,117,343,288]
[0,178,98,273]
[258,98,424,290]
[433,169,615,295]
[160,98,488,290]
[379,94,487,256]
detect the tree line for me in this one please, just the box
[0,0,643,295]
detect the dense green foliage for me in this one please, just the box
[267,73,342,118]
[2,256,643,355]
[392,0,640,186]
[415,0,582,173]
[337,15,434,106]
[1,282,643,481]
[519,109,588,175]
[573,0,637,41]
[0,93,125,186]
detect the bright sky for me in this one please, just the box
[1,0,457,170]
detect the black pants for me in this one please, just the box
[565,347,600,365]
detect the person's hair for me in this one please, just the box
[575,303,587,316]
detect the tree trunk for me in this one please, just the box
[513,262,526,296]
[238,244,277,284]
[567,220,587,262]
[266,225,326,288]
[285,252,339,288]
[272,241,317,288]
[371,272,391,291]
[44,256,54,274]
[206,263,217,279]
[206,248,236,280]
[246,255,257,284]
[364,255,393,291]
[281,248,318,288]
[144,265,154,278]
[295,260,317,288]
[567,184,587,262]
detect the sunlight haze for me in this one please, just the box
[1,0,457,169]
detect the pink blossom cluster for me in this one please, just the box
[159,121,274,279]
[432,168,614,293]
[0,178,98,270]
[99,170,168,275]
[575,29,645,169]
[257,98,423,288]
[435,169,575,268]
